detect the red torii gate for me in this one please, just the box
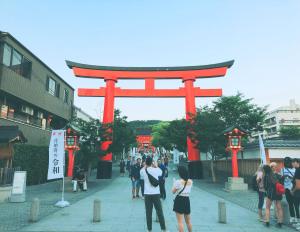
[66,60,234,179]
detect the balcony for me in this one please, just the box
[0,105,50,131]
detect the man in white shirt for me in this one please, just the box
[140,156,167,232]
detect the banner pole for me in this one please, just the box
[54,130,70,208]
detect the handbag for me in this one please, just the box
[146,168,159,187]
[275,182,285,195]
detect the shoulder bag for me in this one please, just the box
[146,168,159,187]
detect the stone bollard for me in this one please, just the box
[93,199,101,222]
[218,200,227,224]
[29,198,40,223]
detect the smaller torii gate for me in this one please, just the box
[67,60,234,179]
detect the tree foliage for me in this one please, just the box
[213,93,267,130]
[189,108,226,160]
[151,122,172,150]
[108,109,136,155]
[280,126,300,139]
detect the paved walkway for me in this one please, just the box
[0,169,117,231]
[19,169,293,232]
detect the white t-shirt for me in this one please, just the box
[173,179,193,196]
[140,167,162,195]
[281,168,295,190]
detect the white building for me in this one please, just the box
[263,99,300,138]
[73,106,94,122]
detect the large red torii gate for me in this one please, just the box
[66,60,234,179]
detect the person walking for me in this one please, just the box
[120,158,126,177]
[140,156,167,232]
[263,164,284,228]
[130,158,141,199]
[281,157,298,223]
[172,165,193,232]
[158,159,167,200]
[140,160,146,199]
[126,156,131,177]
[291,163,300,230]
[255,165,265,222]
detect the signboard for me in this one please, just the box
[173,148,180,164]
[10,171,26,202]
[47,130,65,180]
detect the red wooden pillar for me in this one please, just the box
[98,77,117,178]
[231,148,239,177]
[101,77,117,161]
[183,77,200,161]
[183,77,202,179]
[67,149,75,177]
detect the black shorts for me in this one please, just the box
[173,196,190,215]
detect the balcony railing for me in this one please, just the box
[0,107,50,130]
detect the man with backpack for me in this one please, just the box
[140,156,168,232]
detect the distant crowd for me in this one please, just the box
[255,157,300,229]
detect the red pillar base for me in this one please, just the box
[67,150,75,177]
[188,160,203,179]
[97,161,112,179]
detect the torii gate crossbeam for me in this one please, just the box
[67,60,234,179]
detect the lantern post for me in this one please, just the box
[224,126,248,191]
[65,127,80,178]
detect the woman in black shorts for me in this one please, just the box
[172,166,193,232]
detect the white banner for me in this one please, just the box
[47,130,65,180]
[173,148,180,164]
[259,134,267,165]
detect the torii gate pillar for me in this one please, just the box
[97,78,117,179]
[184,77,202,178]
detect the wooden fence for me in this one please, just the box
[0,167,21,186]
[202,159,283,185]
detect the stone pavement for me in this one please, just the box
[18,169,293,232]
[0,168,118,231]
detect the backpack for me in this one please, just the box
[252,175,259,192]
[146,168,159,187]
[275,182,285,195]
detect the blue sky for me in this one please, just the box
[1,0,300,120]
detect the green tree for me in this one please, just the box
[213,93,267,130]
[280,126,300,139]
[151,121,172,150]
[108,109,136,159]
[151,119,188,154]
[70,117,103,175]
[167,119,188,153]
[188,107,226,182]
[189,93,267,182]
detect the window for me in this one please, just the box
[48,77,56,96]
[46,76,60,97]
[1,43,32,79]
[64,89,69,104]
[2,43,12,66]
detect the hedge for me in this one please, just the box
[13,144,50,185]
[13,145,69,185]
